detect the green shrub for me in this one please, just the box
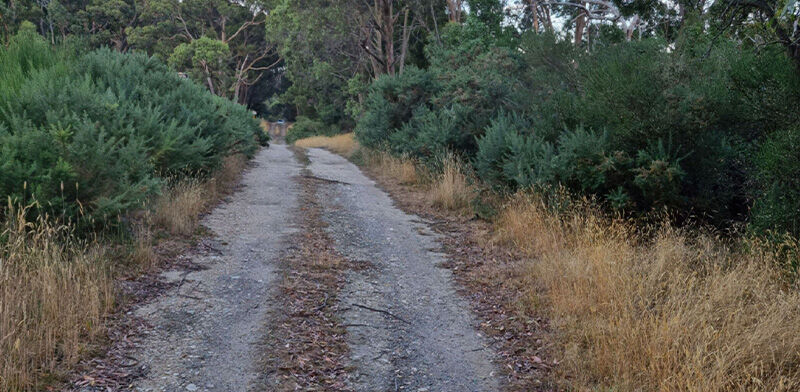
[286,115,340,143]
[355,16,800,229]
[474,113,555,189]
[552,128,616,194]
[355,17,524,164]
[386,105,469,159]
[751,127,800,236]
[0,25,59,110]
[475,120,688,212]
[0,32,264,226]
[355,67,439,149]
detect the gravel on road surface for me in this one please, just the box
[130,144,302,392]
[306,148,501,392]
[117,144,500,392]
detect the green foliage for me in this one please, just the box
[475,121,686,211]
[286,116,339,144]
[17,20,37,35]
[0,25,58,105]
[356,16,524,161]
[355,67,439,150]
[507,27,800,224]
[474,113,555,189]
[357,16,800,232]
[751,127,800,236]
[0,33,264,226]
[266,0,361,128]
[168,37,230,87]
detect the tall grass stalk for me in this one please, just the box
[0,204,113,391]
[494,191,800,391]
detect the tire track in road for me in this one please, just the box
[130,144,302,392]
[306,148,501,392]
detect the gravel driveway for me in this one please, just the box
[125,144,499,392]
[306,148,500,392]
[131,144,302,392]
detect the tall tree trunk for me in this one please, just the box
[399,8,411,75]
[206,76,217,96]
[381,0,395,75]
[447,0,463,23]
[202,62,217,96]
[430,2,441,44]
[574,6,586,46]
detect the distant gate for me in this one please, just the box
[261,120,292,138]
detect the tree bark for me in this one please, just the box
[574,4,586,46]
[447,0,463,23]
[531,0,540,32]
[382,0,395,75]
[399,8,411,75]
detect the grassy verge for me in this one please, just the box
[294,133,800,391]
[297,133,474,214]
[0,154,250,391]
[1,208,113,390]
[295,133,361,158]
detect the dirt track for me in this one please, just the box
[130,144,302,391]
[123,144,500,391]
[307,148,500,391]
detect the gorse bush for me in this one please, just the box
[355,16,800,236]
[0,30,266,225]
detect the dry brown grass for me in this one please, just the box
[494,191,800,391]
[0,206,114,391]
[361,149,422,185]
[0,152,251,390]
[130,223,157,269]
[153,154,247,237]
[152,179,206,236]
[294,133,360,158]
[428,155,473,212]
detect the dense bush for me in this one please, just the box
[355,16,800,235]
[751,127,800,235]
[0,30,266,225]
[355,66,439,150]
[356,18,525,160]
[285,116,340,143]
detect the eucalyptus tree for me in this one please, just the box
[128,0,280,104]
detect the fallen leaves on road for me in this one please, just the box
[258,167,353,391]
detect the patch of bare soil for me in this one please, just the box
[64,226,233,390]
[359,165,558,391]
[65,239,213,391]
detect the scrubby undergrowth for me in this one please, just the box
[0,29,265,391]
[0,28,266,226]
[354,20,800,238]
[295,134,800,391]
